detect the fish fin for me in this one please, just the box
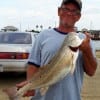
[70,64,76,74]
[3,86,19,100]
[39,87,49,96]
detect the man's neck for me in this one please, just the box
[57,26,75,33]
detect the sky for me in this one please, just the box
[0,0,100,31]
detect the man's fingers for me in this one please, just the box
[16,81,28,89]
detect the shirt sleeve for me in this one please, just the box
[27,34,42,67]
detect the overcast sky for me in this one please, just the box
[0,0,100,31]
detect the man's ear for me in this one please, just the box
[76,14,81,21]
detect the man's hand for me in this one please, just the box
[16,81,35,97]
[79,32,91,52]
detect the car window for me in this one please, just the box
[0,33,32,44]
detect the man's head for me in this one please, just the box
[61,0,82,11]
[58,0,82,32]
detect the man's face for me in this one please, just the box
[58,3,81,28]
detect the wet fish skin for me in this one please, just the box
[3,32,83,100]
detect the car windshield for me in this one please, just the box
[0,33,32,44]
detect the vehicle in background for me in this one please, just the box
[0,32,36,72]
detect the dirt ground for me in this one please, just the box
[81,51,100,100]
[0,52,100,100]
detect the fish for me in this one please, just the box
[3,32,83,100]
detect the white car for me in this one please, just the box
[0,31,36,72]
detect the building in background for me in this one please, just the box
[1,26,19,32]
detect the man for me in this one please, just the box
[17,0,97,100]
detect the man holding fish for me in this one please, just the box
[4,0,97,100]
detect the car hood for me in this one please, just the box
[0,44,32,52]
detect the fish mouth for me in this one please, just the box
[66,32,84,48]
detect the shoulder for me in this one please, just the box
[40,29,54,35]
[36,28,55,40]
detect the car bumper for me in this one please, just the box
[0,60,28,72]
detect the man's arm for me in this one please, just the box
[16,64,39,97]
[79,33,97,76]
[27,64,39,80]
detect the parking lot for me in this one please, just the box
[0,58,100,100]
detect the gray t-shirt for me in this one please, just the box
[28,28,95,100]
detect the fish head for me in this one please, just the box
[66,32,83,48]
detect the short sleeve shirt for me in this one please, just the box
[28,28,96,100]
